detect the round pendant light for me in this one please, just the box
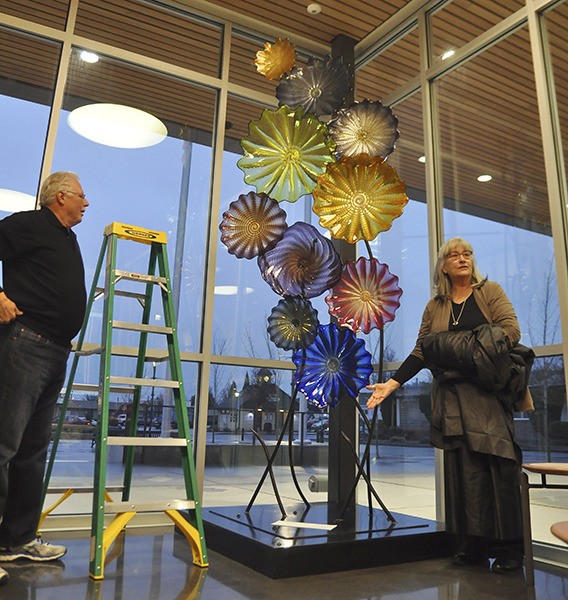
[0,189,36,213]
[67,103,167,148]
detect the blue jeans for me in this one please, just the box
[0,322,69,547]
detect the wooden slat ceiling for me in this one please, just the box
[0,0,566,232]
[189,0,409,48]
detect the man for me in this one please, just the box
[0,172,88,585]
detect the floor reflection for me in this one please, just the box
[0,529,564,600]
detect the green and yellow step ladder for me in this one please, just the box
[43,222,208,580]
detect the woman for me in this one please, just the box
[366,237,531,573]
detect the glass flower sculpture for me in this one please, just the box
[254,38,297,80]
[325,258,403,334]
[292,323,373,408]
[276,55,351,117]
[237,105,336,203]
[328,100,400,159]
[312,154,408,243]
[267,296,319,350]
[219,192,287,259]
[258,221,342,299]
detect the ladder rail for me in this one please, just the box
[90,232,119,580]
[43,235,109,502]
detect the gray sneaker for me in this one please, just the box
[0,566,8,585]
[0,538,67,562]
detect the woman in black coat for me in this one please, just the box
[366,237,532,573]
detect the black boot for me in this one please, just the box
[491,541,523,573]
[452,536,489,566]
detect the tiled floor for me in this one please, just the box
[29,439,567,599]
[0,528,566,600]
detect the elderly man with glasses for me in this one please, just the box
[0,171,89,584]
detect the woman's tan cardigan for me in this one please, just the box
[410,280,521,361]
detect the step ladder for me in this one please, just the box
[43,222,208,580]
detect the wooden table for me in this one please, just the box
[551,521,568,544]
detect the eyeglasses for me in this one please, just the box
[62,190,87,200]
[446,250,473,261]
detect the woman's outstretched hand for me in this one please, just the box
[365,378,400,409]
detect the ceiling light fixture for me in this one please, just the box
[441,49,455,60]
[307,3,321,14]
[79,50,99,63]
[214,286,254,295]
[418,155,426,163]
[477,174,492,182]
[0,189,36,213]
[67,103,167,148]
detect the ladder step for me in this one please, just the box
[64,383,145,394]
[107,436,188,447]
[109,375,180,388]
[112,321,173,335]
[114,269,167,286]
[104,499,195,513]
[76,347,103,356]
[46,486,123,494]
[96,286,147,301]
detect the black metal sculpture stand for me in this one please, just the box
[336,327,396,522]
[246,376,310,517]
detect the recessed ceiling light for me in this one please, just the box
[477,174,492,182]
[79,50,99,63]
[418,155,426,163]
[441,49,455,60]
[0,189,36,213]
[307,3,321,14]
[67,103,167,148]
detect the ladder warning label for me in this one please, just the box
[104,222,167,244]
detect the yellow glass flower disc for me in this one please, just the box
[312,154,408,243]
[254,38,297,80]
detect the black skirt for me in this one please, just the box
[443,437,523,541]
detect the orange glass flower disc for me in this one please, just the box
[312,154,408,243]
[254,38,297,80]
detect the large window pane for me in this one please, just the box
[437,28,557,345]
[48,362,199,517]
[75,0,223,78]
[359,374,436,521]
[53,51,215,354]
[0,27,61,209]
[215,95,311,360]
[355,92,430,363]
[436,26,567,546]
[0,0,69,30]
[520,354,568,544]
[356,26,420,100]
[203,365,323,509]
[429,0,525,65]
[545,1,568,211]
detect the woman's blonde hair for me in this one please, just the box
[433,237,487,300]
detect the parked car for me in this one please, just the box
[307,416,329,431]
[56,414,91,426]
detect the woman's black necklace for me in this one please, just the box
[450,296,468,326]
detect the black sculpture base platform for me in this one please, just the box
[201,502,454,579]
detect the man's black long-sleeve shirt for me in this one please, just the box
[0,207,86,346]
